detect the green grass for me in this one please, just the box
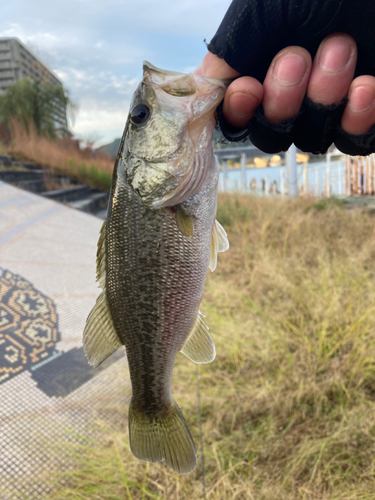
[69,160,112,191]
[48,194,375,499]
[306,196,347,212]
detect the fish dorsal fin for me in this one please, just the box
[84,220,123,367]
[83,291,123,367]
[176,206,194,237]
[96,220,107,288]
[209,220,229,272]
[181,311,215,364]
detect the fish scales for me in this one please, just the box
[83,62,229,474]
[107,164,216,413]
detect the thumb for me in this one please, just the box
[194,52,241,79]
[195,52,263,129]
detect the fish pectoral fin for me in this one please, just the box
[176,206,193,237]
[129,398,196,475]
[96,219,107,288]
[83,290,123,367]
[181,310,215,364]
[209,219,230,272]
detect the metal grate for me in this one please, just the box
[0,183,129,499]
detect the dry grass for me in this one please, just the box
[49,194,375,499]
[5,122,114,190]
[0,142,8,155]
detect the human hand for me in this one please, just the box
[197,33,375,138]
[199,0,375,155]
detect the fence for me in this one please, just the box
[346,155,375,196]
[215,148,375,198]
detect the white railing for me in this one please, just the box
[216,150,375,198]
[301,158,346,197]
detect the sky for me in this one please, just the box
[1,0,233,146]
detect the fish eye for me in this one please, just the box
[130,104,150,126]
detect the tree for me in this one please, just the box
[0,77,75,138]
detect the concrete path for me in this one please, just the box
[0,183,129,499]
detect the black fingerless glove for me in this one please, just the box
[209,0,375,155]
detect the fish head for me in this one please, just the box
[124,61,227,207]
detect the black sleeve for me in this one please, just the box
[209,0,375,155]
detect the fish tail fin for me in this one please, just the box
[129,399,196,474]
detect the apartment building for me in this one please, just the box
[0,37,68,134]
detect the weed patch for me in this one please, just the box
[49,194,375,499]
[3,121,114,189]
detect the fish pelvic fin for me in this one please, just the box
[181,310,215,364]
[209,219,229,272]
[129,399,196,475]
[83,290,123,367]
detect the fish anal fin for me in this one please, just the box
[181,310,215,364]
[129,399,196,475]
[176,207,193,237]
[83,290,122,367]
[209,219,229,272]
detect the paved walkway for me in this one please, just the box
[0,183,129,499]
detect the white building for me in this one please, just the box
[0,37,68,134]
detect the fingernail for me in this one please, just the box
[349,86,375,113]
[272,54,307,86]
[227,92,259,117]
[319,36,353,72]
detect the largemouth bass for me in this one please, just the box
[83,62,229,474]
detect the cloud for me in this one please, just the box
[54,66,138,103]
[54,66,139,144]
[1,0,233,145]
[73,100,130,146]
[78,0,231,38]
[0,23,77,57]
